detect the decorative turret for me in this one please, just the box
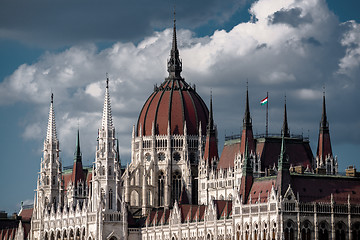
[203,93,218,166]
[92,76,121,212]
[37,93,62,212]
[281,96,290,137]
[167,10,182,79]
[240,85,255,155]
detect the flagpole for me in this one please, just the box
[266,91,268,137]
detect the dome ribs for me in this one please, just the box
[167,80,175,135]
[136,92,156,136]
[182,90,198,135]
[156,90,170,135]
[145,92,163,136]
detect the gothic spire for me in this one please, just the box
[243,84,252,128]
[74,129,82,163]
[46,93,58,142]
[101,75,114,129]
[240,85,255,155]
[317,90,332,163]
[320,90,329,132]
[71,129,84,186]
[167,8,182,78]
[281,96,290,137]
[207,91,214,134]
[203,93,218,165]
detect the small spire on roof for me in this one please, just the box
[74,128,82,163]
[281,94,290,137]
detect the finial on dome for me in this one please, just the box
[167,5,182,78]
[51,93,54,104]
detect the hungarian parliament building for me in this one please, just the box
[5,16,360,240]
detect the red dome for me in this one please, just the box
[137,78,209,136]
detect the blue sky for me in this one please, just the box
[0,0,359,214]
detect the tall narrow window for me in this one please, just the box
[172,172,182,202]
[109,189,113,209]
[158,172,165,206]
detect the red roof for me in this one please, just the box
[240,128,256,156]
[19,208,33,221]
[137,78,208,136]
[257,137,313,171]
[63,168,92,190]
[203,134,219,164]
[291,175,360,204]
[317,131,332,162]
[71,161,85,186]
[247,177,276,204]
[217,139,240,169]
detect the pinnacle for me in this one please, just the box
[243,86,252,127]
[167,9,182,78]
[281,97,290,137]
[74,129,82,163]
[46,93,58,142]
[101,77,114,129]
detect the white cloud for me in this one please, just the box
[23,123,42,140]
[1,0,359,166]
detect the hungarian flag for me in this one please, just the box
[260,96,268,106]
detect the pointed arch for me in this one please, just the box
[158,171,165,206]
[301,220,312,240]
[352,222,360,240]
[284,220,296,240]
[318,221,330,240]
[335,221,347,240]
[172,171,182,202]
[130,190,139,206]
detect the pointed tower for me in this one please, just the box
[72,129,85,186]
[203,93,219,166]
[239,141,253,204]
[240,85,255,155]
[167,10,182,79]
[275,134,291,196]
[316,91,337,174]
[281,97,290,137]
[92,76,121,212]
[66,129,86,206]
[36,93,62,212]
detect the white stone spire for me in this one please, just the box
[101,77,114,129]
[46,93,58,142]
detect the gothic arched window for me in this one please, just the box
[172,172,181,202]
[318,221,329,240]
[284,220,295,240]
[352,222,360,240]
[335,222,346,240]
[301,220,312,240]
[158,172,165,206]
